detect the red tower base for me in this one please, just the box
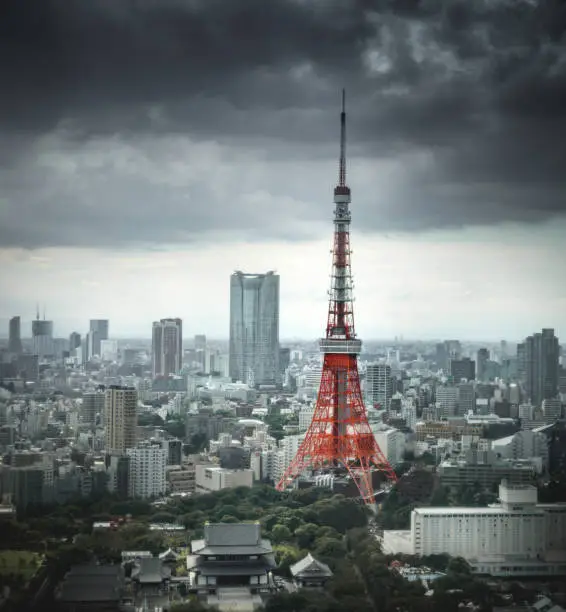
[276,353,397,503]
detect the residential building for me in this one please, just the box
[152,318,183,378]
[82,390,106,426]
[365,364,392,410]
[104,386,138,453]
[127,445,167,499]
[229,271,280,387]
[372,426,405,467]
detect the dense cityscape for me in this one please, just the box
[3,1,566,612]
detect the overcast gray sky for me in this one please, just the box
[1,0,566,341]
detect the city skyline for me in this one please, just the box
[2,1,566,341]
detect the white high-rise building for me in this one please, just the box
[372,425,405,467]
[275,435,304,482]
[365,364,392,411]
[127,445,167,499]
[152,318,183,378]
[104,386,138,453]
[298,405,315,432]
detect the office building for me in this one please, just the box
[457,382,476,415]
[476,348,489,382]
[366,363,393,410]
[152,318,183,378]
[31,318,53,358]
[69,332,81,352]
[438,449,536,490]
[451,358,476,382]
[8,316,22,354]
[88,319,109,358]
[104,386,138,454]
[524,329,560,407]
[194,465,254,493]
[229,271,280,387]
[436,385,459,417]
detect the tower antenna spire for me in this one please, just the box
[276,91,397,506]
[339,88,346,188]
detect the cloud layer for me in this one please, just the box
[1,0,566,248]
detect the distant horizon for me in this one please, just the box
[0,333,526,346]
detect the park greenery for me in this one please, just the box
[0,482,512,612]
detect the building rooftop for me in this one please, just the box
[414,505,545,515]
[290,554,333,579]
[205,522,261,547]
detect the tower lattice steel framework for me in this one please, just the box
[276,91,397,504]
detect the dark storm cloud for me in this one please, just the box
[1,0,566,248]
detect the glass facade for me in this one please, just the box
[229,271,280,387]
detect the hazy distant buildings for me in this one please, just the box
[524,329,560,407]
[451,358,476,382]
[476,348,489,382]
[100,339,118,362]
[152,318,183,378]
[194,334,207,350]
[31,318,53,358]
[229,271,280,387]
[82,391,106,426]
[365,364,392,410]
[8,316,22,354]
[69,332,81,352]
[104,386,138,454]
[87,319,109,359]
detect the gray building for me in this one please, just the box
[88,319,109,358]
[229,271,280,387]
[152,318,183,378]
[8,316,22,354]
[31,318,53,358]
[524,329,560,407]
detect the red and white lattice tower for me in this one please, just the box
[276,91,397,504]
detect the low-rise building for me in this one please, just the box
[289,554,333,589]
[382,481,566,577]
[195,465,253,493]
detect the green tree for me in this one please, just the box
[271,524,293,544]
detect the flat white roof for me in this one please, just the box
[414,505,545,515]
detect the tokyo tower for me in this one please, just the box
[276,91,397,504]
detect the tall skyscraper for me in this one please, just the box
[365,363,393,410]
[152,318,183,378]
[476,348,489,382]
[229,271,280,387]
[105,386,138,453]
[524,328,560,407]
[8,316,22,353]
[88,319,109,358]
[450,357,476,382]
[32,316,53,358]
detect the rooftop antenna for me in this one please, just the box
[36,303,40,321]
[43,304,46,320]
[339,88,346,188]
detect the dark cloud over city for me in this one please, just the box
[1,0,566,248]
